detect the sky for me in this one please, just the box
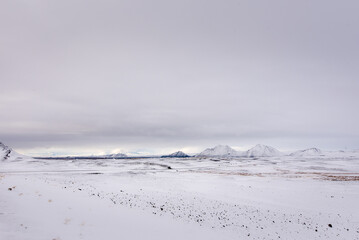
[1,0,359,156]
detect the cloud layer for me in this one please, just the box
[1,0,359,155]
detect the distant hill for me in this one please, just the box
[197,145,242,157]
[0,141,28,161]
[161,151,190,158]
[0,142,12,160]
[104,153,128,158]
[245,144,282,157]
[290,148,322,157]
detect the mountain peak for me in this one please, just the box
[290,148,322,157]
[197,145,242,157]
[0,141,10,149]
[246,144,281,157]
[0,141,14,160]
[161,151,190,158]
[106,153,128,158]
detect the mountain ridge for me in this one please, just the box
[290,148,322,157]
[197,145,242,157]
[161,151,190,158]
[245,144,282,157]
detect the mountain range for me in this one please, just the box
[2,141,355,160]
[196,144,284,157]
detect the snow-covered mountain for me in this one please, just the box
[161,151,190,158]
[290,148,323,157]
[0,142,28,161]
[104,153,128,158]
[245,144,282,157]
[0,142,12,160]
[197,145,242,157]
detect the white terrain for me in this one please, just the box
[1,142,359,240]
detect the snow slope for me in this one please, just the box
[1,155,358,240]
[245,144,282,157]
[197,145,242,157]
[0,174,233,240]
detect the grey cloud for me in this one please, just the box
[1,0,358,155]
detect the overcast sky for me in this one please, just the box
[1,0,359,156]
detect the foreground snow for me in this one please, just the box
[1,154,359,239]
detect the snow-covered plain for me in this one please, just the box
[1,149,359,239]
